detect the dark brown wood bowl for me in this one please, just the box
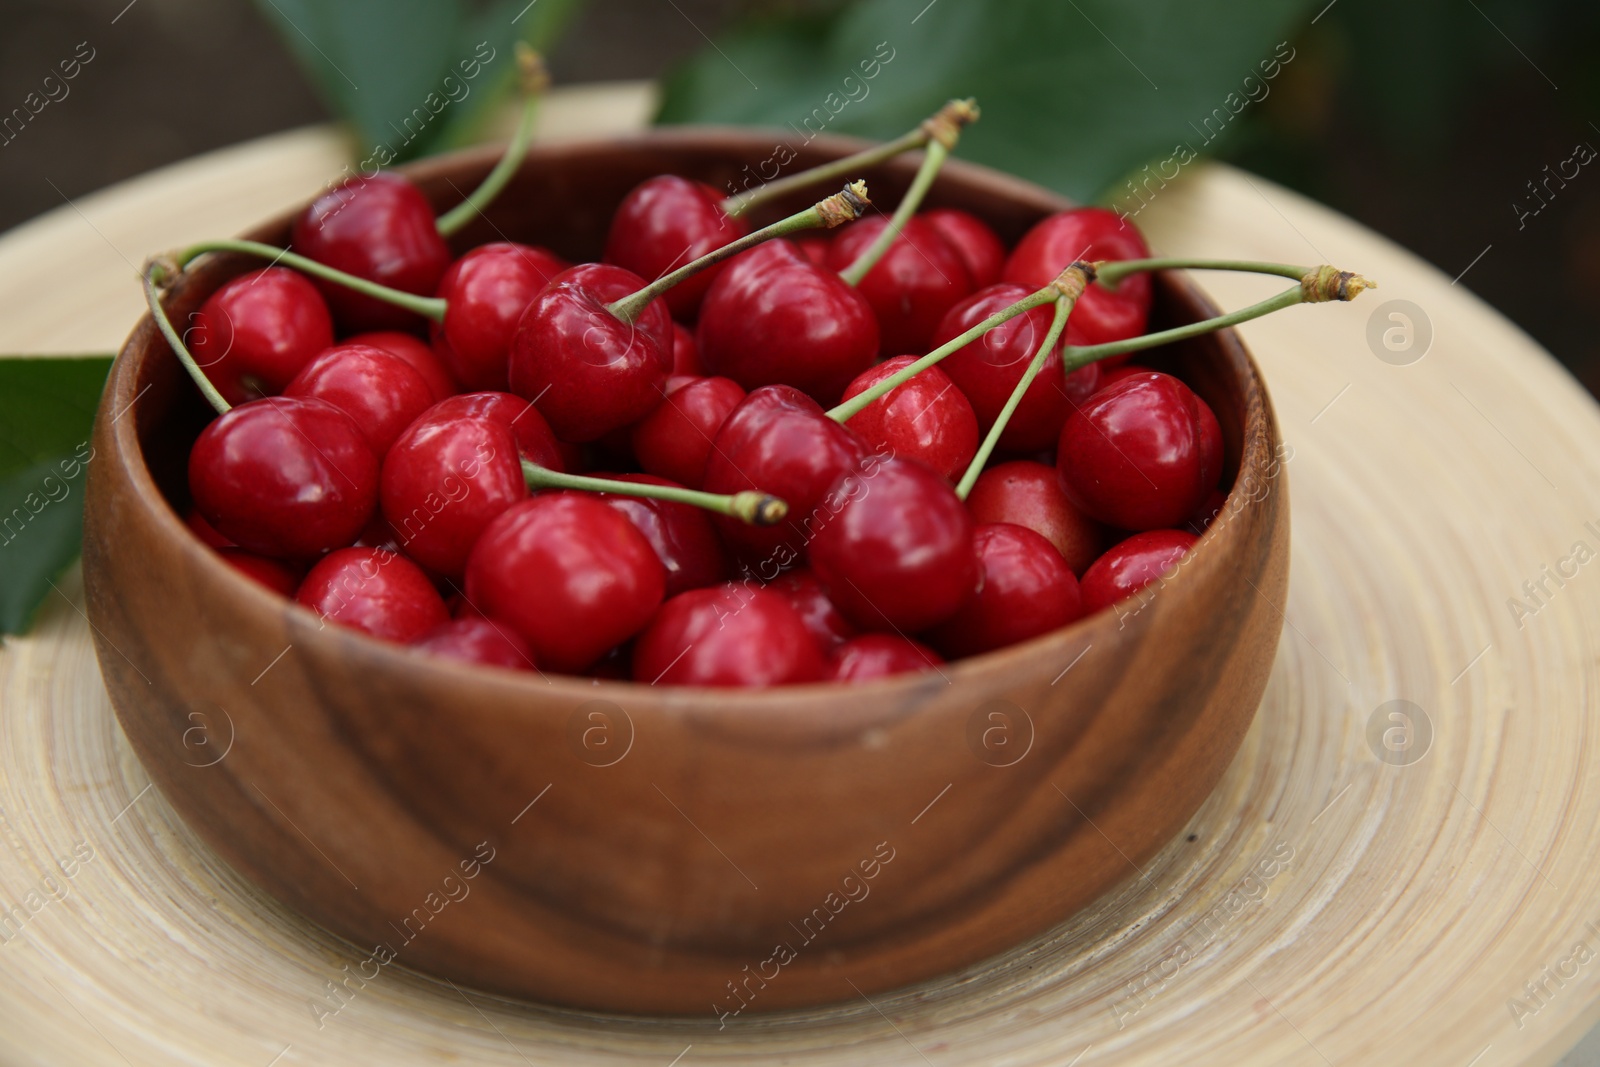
[81,130,1289,1016]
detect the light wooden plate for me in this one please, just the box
[3,84,1600,1066]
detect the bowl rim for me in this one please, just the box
[102,128,1276,708]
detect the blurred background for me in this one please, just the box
[2,0,1598,394]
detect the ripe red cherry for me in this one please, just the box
[295,546,448,642]
[465,495,665,672]
[670,323,704,375]
[432,242,567,391]
[808,457,977,633]
[283,343,437,456]
[1056,371,1223,530]
[1096,362,1153,390]
[633,584,825,687]
[344,331,458,401]
[928,524,1083,657]
[604,175,748,320]
[1002,207,1152,347]
[697,240,878,405]
[186,267,333,405]
[966,460,1104,575]
[216,548,300,596]
[826,216,973,356]
[380,415,526,577]
[291,171,452,332]
[590,474,728,598]
[839,356,978,482]
[923,209,1006,289]
[413,617,535,671]
[700,385,865,564]
[631,375,746,488]
[419,391,564,472]
[1080,529,1197,615]
[185,507,233,549]
[507,262,673,441]
[826,634,943,682]
[189,396,376,558]
[764,568,856,649]
[932,283,1076,452]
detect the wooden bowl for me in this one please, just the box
[80,130,1289,1016]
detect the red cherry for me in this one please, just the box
[216,548,300,596]
[283,343,437,456]
[464,495,664,672]
[188,396,376,558]
[928,523,1083,657]
[764,568,856,650]
[1080,529,1197,615]
[604,175,748,320]
[345,331,459,401]
[186,267,333,405]
[839,356,978,482]
[380,415,526,577]
[185,507,234,549]
[295,546,448,642]
[1186,488,1228,535]
[700,385,865,564]
[291,172,452,332]
[633,584,825,687]
[808,457,977,633]
[923,209,1006,289]
[1002,208,1152,347]
[1096,362,1153,390]
[590,474,729,598]
[507,262,673,441]
[432,242,567,391]
[826,634,943,682]
[826,216,973,356]
[630,375,746,488]
[420,392,564,472]
[965,460,1104,575]
[697,241,878,405]
[413,617,535,671]
[1056,371,1223,530]
[670,322,704,375]
[795,236,831,267]
[932,283,1075,452]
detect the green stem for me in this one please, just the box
[607,181,870,324]
[521,461,787,526]
[838,139,951,287]
[827,285,1058,423]
[720,98,976,219]
[1060,285,1307,371]
[435,45,548,237]
[955,295,1075,499]
[172,240,447,323]
[1094,257,1310,291]
[143,261,231,415]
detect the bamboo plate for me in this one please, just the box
[3,85,1600,1066]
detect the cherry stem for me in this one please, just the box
[827,285,1059,424]
[955,295,1076,500]
[721,98,978,219]
[1094,257,1307,290]
[606,181,872,325]
[838,139,952,287]
[436,44,550,237]
[171,240,448,322]
[519,461,788,526]
[142,259,232,416]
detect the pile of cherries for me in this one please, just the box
[154,103,1242,688]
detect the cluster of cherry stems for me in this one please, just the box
[146,69,1371,688]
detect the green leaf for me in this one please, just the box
[656,0,1317,204]
[0,357,112,635]
[252,0,586,162]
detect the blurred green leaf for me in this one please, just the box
[252,0,584,161]
[0,357,112,635]
[656,0,1317,203]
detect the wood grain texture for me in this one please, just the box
[79,131,1285,1015]
[2,85,1600,1065]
